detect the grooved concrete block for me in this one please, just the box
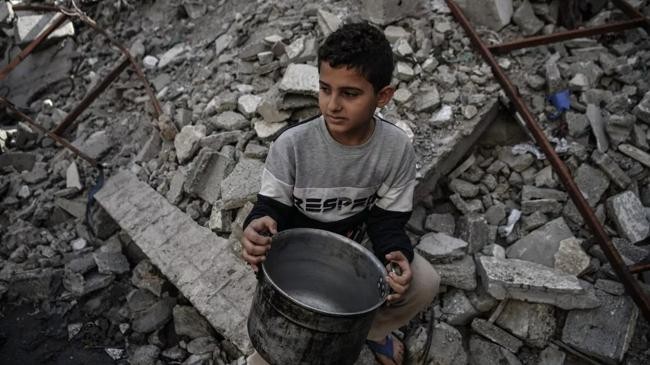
[361,0,425,26]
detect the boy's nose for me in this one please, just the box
[327,95,342,112]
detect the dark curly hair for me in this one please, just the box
[318,22,394,93]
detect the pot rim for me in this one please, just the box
[261,228,388,317]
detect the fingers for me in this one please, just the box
[241,236,270,256]
[251,216,278,236]
[241,217,277,272]
[385,251,413,287]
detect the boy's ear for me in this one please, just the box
[376,85,395,108]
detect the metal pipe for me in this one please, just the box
[52,58,130,136]
[0,13,69,81]
[629,263,650,274]
[0,97,98,167]
[488,18,645,55]
[446,0,650,322]
[612,0,650,33]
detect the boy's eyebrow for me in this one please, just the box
[318,81,363,92]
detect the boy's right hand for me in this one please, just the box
[241,216,277,272]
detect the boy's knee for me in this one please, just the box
[411,254,440,306]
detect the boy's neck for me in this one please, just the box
[326,117,376,146]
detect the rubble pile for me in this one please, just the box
[1,0,650,364]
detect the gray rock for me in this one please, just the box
[406,323,468,365]
[219,158,264,210]
[485,204,506,225]
[566,111,590,137]
[433,255,477,291]
[449,178,479,198]
[208,206,233,233]
[595,279,625,296]
[562,291,638,364]
[469,336,522,365]
[441,289,480,325]
[204,92,237,116]
[587,104,609,153]
[545,56,564,93]
[569,61,603,88]
[66,253,96,274]
[395,62,415,81]
[186,336,217,355]
[127,289,158,314]
[506,217,573,268]
[161,346,187,361]
[361,0,423,25]
[450,194,483,215]
[158,43,190,68]
[513,0,544,35]
[15,13,74,44]
[455,0,513,31]
[606,114,635,146]
[131,260,165,297]
[495,301,556,348]
[173,305,214,339]
[498,148,534,172]
[553,238,590,276]
[618,143,650,168]
[456,214,489,254]
[416,232,468,263]
[22,162,48,184]
[537,345,566,365]
[393,38,413,57]
[75,130,114,160]
[471,318,523,353]
[591,150,631,189]
[166,169,186,205]
[521,199,563,215]
[93,251,130,275]
[132,297,176,333]
[467,287,498,313]
[383,25,410,44]
[633,90,650,124]
[175,125,206,164]
[521,185,567,202]
[183,1,206,19]
[9,268,61,301]
[317,9,341,36]
[254,120,288,139]
[424,213,455,235]
[184,147,235,204]
[279,64,318,96]
[521,211,548,232]
[606,190,650,243]
[477,256,600,310]
[130,345,160,365]
[237,95,262,119]
[1,1,14,23]
[481,244,506,259]
[415,88,441,113]
[211,111,249,131]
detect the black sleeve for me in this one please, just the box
[243,194,293,231]
[366,206,414,265]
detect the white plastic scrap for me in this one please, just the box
[512,143,545,160]
[498,209,522,237]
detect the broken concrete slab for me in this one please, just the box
[633,90,650,124]
[211,111,250,131]
[74,130,114,160]
[495,300,556,348]
[618,143,650,168]
[432,255,477,291]
[184,147,235,204]
[477,256,600,310]
[278,64,319,97]
[471,318,523,353]
[175,125,206,164]
[424,213,456,235]
[237,95,262,119]
[591,150,631,189]
[416,232,468,263]
[512,0,544,35]
[469,335,522,365]
[405,322,468,365]
[606,190,649,243]
[14,13,75,44]
[553,237,590,276]
[456,214,489,254]
[94,170,256,353]
[317,9,341,36]
[361,0,425,25]
[506,217,574,268]
[562,291,638,364]
[219,158,265,210]
[441,288,480,325]
[587,104,609,153]
[455,0,513,31]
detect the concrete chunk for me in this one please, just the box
[587,104,609,153]
[1,2,14,23]
[477,256,600,309]
[469,336,522,365]
[512,0,544,35]
[591,150,631,189]
[441,289,480,325]
[432,255,477,291]
[495,301,557,348]
[94,170,255,353]
[15,14,74,44]
[317,9,341,36]
[553,238,590,276]
[278,64,319,97]
[185,147,235,204]
[361,0,424,25]
[406,323,468,365]
[506,217,573,267]
[471,318,523,353]
[562,291,638,364]
[606,191,650,243]
[455,0,513,31]
[618,143,650,168]
[220,158,265,210]
[416,232,468,263]
[633,91,650,124]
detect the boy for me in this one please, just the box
[242,22,440,365]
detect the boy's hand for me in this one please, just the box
[241,216,277,272]
[385,251,412,304]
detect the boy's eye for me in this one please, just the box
[319,86,330,93]
[343,91,359,97]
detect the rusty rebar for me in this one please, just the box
[612,0,650,33]
[488,18,645,54]
[446,0,650,322]
[0,13,69,80]
[0,97,98,167]
[52,58,130,136]
[629,262,650,274]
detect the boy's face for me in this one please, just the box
[318,61,393,142]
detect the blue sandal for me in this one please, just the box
[366,335,403,365]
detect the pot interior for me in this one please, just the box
[263,228,387,315]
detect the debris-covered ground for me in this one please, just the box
[1,0,650,364]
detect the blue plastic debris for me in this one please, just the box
[547,89,571,120]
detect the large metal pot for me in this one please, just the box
[247,228,388,365]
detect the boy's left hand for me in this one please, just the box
[385,251,412,304]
